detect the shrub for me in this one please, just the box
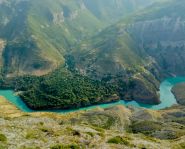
[25,131,40,139]
[172,142,185,149]
[107,136,130,145]
[0,144,7,149]
[86,132,94,137]
[0,134,7,142]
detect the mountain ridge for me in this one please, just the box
[0,0,157,76]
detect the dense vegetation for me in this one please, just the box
[107,136,131,146]
[0,67,119,110]
[0,133,7,142]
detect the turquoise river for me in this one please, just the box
[0,77,185,113]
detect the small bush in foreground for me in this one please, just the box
[107,136,130,146]
[0,134,7,142]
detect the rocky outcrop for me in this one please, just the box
[125,76,160,105]
[172,83,185,106]
[53,12,65,24]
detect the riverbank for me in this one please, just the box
[0,96,85,122]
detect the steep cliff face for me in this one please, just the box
[118,0,185,76]
[128,16,185,76]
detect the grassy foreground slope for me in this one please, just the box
[0,96,185,149]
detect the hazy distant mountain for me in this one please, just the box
[0,0,157,76]
[82,0,156,23]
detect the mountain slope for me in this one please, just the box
[0,0,157,77]
[0,0,104,76]
[72,0,185,104]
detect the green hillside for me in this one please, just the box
[0,0,158,76]
[0,0,104,76]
